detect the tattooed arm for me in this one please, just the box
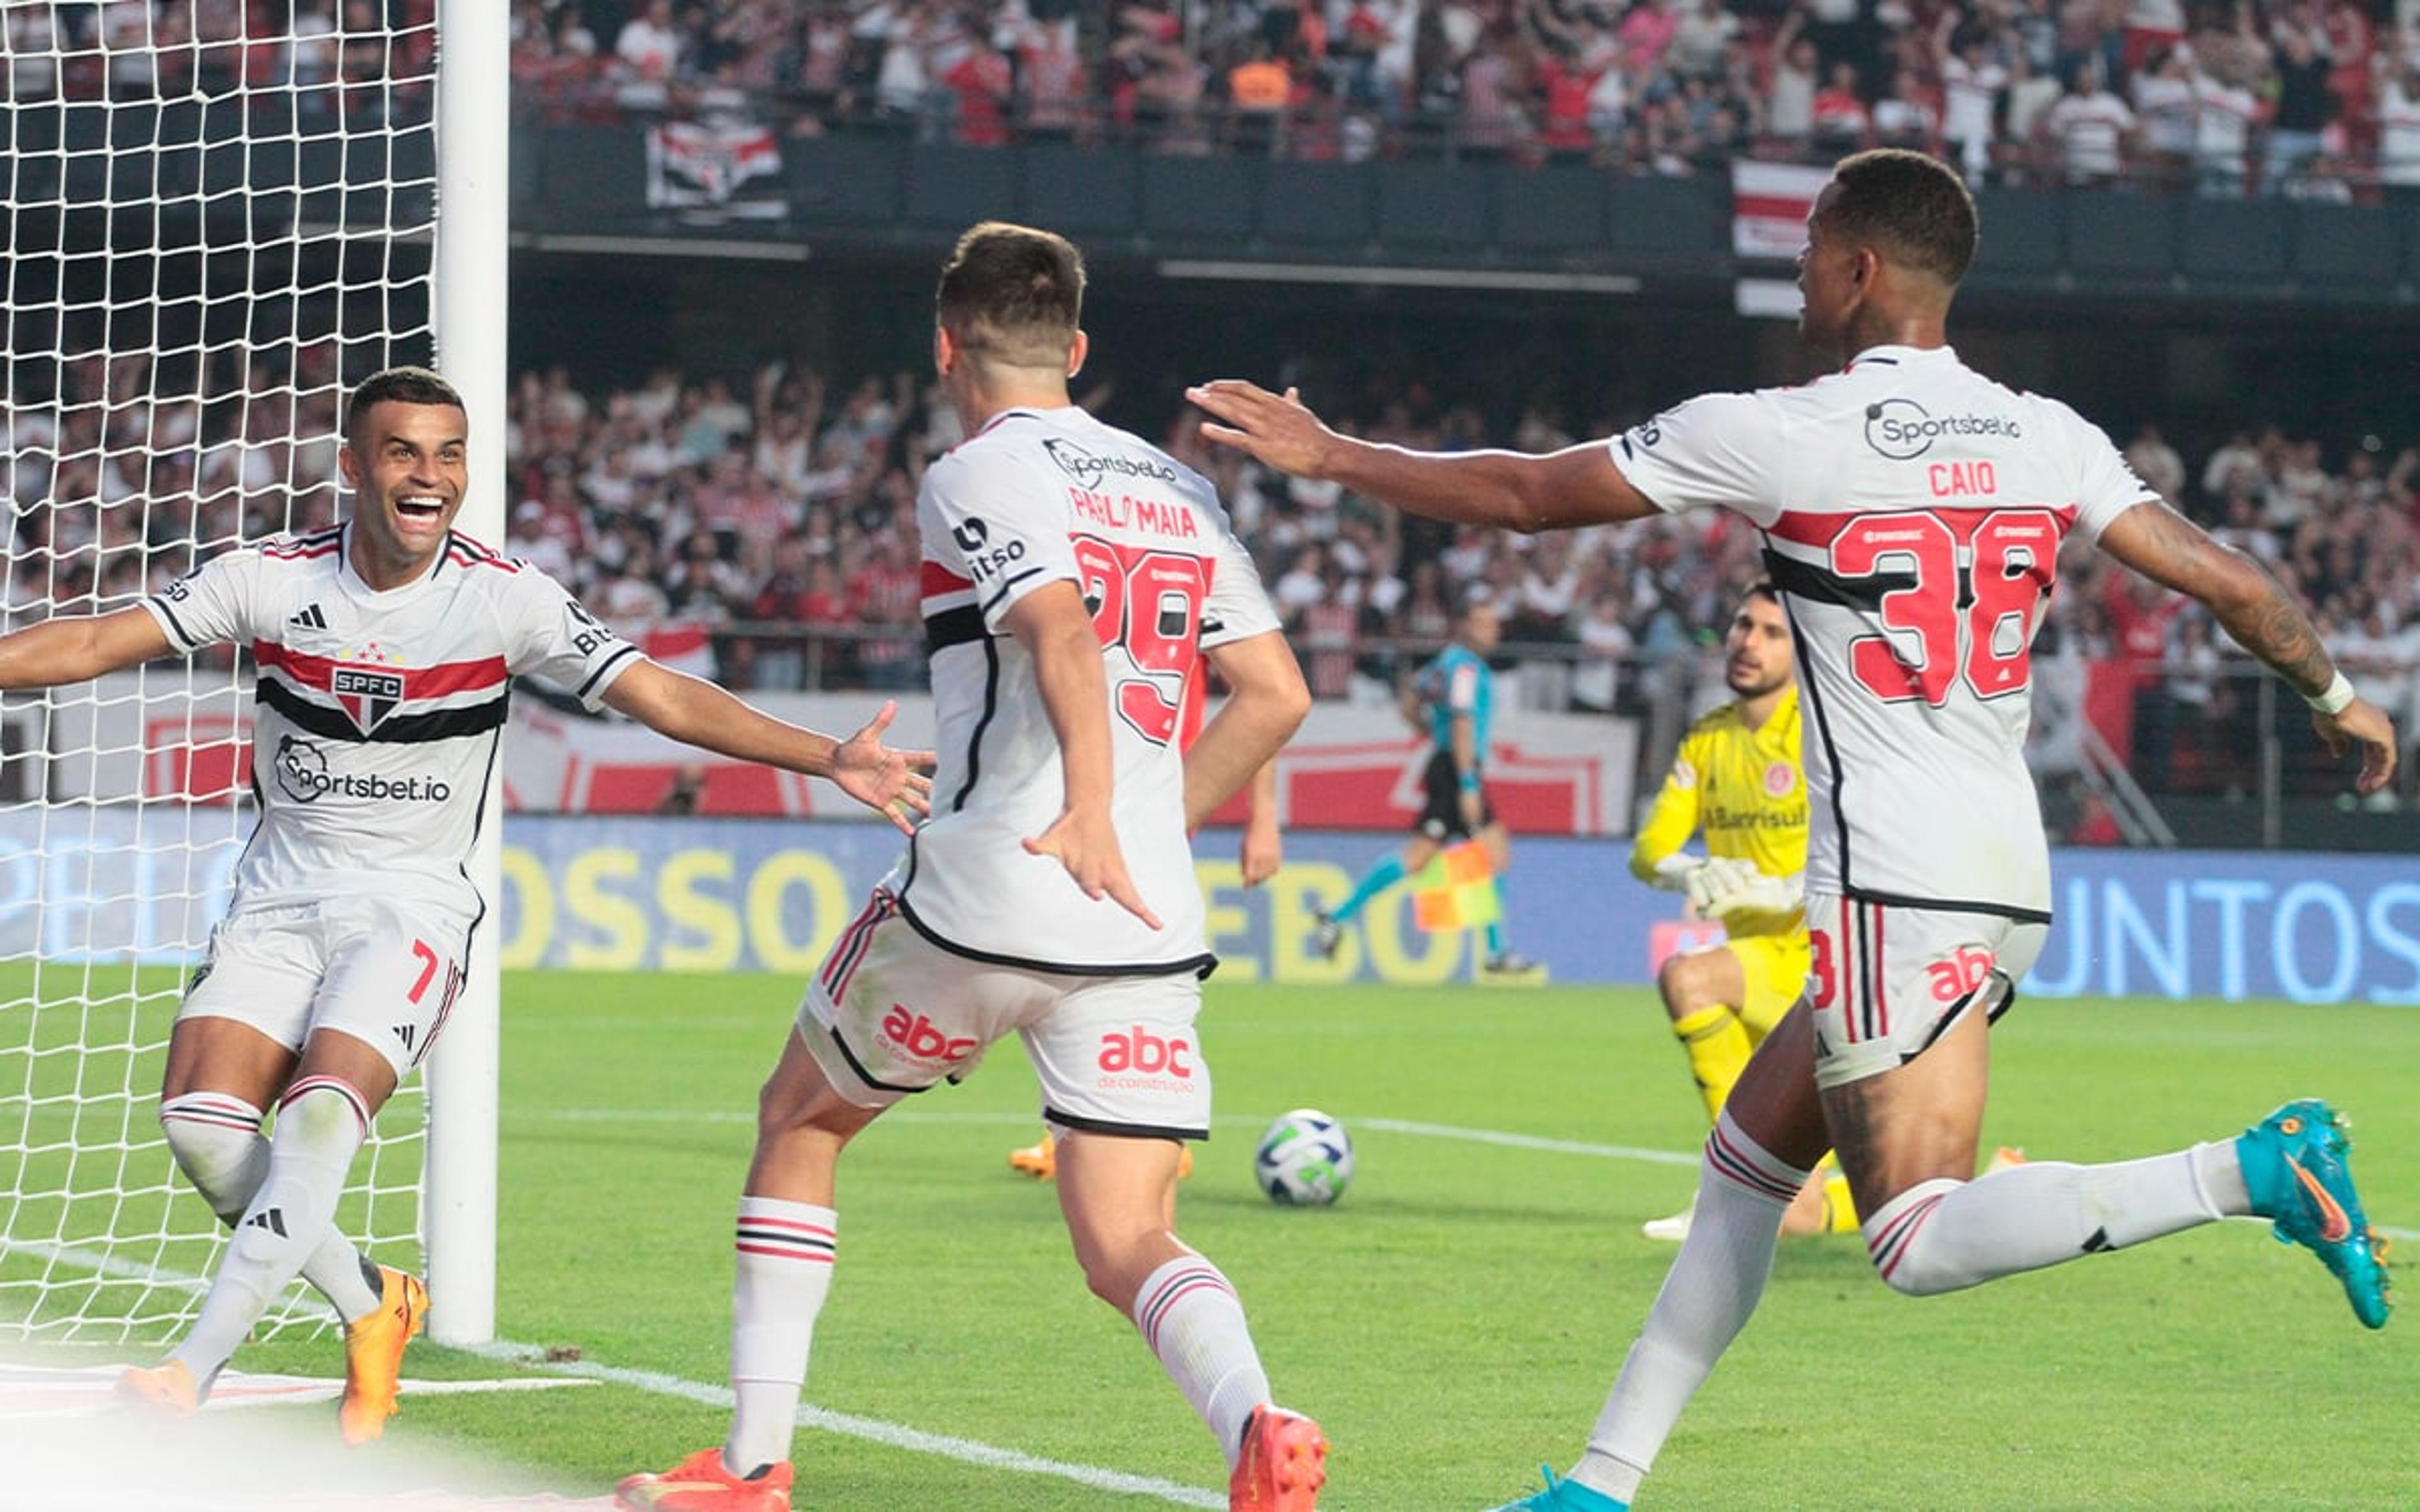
[2097,499,2397,794]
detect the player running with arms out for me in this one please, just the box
[1313,594,1537,975]
[618,223,1326,1512]
[57,367,927,1440]
[1630,584,1858,1242]
[1191,149,2394,1512]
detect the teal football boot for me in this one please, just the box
[2237,1099,2390,1329]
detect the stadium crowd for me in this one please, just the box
[6,335,2417,801]
[3,0,437,127]
[10,0,2417,192]
[4,334,2416,825]
[503,0,2420,193]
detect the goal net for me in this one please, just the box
[0,8,439,1343]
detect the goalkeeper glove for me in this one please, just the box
[1702,866,1804,923]
[1685,856,1763,916]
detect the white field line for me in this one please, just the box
[0,1235,1223,1508]
[464,1343,1224,1509]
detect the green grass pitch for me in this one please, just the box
[63,975,2420,1508]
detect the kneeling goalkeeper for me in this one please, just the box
[1630,585,1853,1240]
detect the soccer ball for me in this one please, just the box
[1253,1108,1354,1206]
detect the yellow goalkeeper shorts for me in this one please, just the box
[1729,931,1812,1040]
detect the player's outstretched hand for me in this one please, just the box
[2315,695,2398,796]
[1185,381,1336,479]
[832,700,936,837]
[1027,806,1164,929]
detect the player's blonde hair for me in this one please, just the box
[935,222,1085,370]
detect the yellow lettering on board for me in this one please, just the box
[659,850,741,971]
[562,849,647,970]
[746,851,853,974]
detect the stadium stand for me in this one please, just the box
[485,0,2420,194]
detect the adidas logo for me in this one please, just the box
[288,602,328,629]
[391,1022,417,1051]
[245,1207,289,1239]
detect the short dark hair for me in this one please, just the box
[1743,580,1780,607]
[1823,149,1978,286]
[935,222,1085,368]
[345,365,464,440]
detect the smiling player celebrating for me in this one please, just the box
[4,365,931,1440]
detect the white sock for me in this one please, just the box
[724,1197,838,1474]
[160,1092,384,1323]
[173,1077,370,1380]
[1865,1145,2236,1297]
[1131,1252,1270,1469]
[1574,1111,1804,1503]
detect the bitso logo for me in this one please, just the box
[880,1005,977,1063]
[1864,398,2023,461]
[331,663,406,733]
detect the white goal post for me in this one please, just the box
[0,3,505,1347]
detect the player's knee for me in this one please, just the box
[159,1097,265,1225]
[1861,1182,1964,1297]
[1657,953,1716,1014]
[277,1080,366,1147]
[1071,1228,1159,1309]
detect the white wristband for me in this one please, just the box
[2305,671,2356,717]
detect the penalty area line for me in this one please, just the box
[469,1343,1225,1510]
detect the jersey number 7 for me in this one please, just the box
[1073,534,1209,747]
[1830,507,2061,706]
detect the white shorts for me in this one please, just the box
[182,896,474,1079]
[797,889,1213,1139]
[1804,891,2046,1090]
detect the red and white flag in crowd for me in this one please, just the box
[1731,161,1832,318]
[647,121,784,221]
[1731,161,1830,259]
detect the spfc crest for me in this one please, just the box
[330,663,406,734]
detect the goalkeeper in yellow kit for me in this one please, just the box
[1628,585,1852,1240]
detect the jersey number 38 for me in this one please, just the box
[1829,507,2063,706]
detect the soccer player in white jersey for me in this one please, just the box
[1190,149,2397,1511]
[0,366,930,1443]
[618,224,1326,1512]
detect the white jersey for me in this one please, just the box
[145,522,643,920]
[906,404,1282,974]
[1612,345,2154,918]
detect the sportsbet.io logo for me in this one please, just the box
[273,735,451,805]
[1863,398,2022,461]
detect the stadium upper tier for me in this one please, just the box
[493,0,2420,196]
